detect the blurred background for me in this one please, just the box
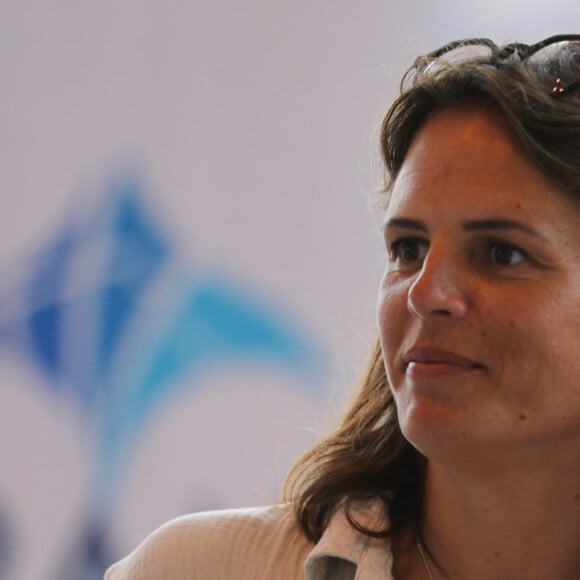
[1,1,579,578]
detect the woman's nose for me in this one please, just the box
[407,252,470,320]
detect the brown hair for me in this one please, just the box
[284,39,580,543]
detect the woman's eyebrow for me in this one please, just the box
[382,217,549,243]
[462,219,549,242]
[382,217,428,232]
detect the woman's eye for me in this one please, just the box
[488,242,526,266]
[389,238,428,264]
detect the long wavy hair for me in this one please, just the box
[283,37,580,543]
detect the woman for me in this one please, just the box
[106,35,580,579]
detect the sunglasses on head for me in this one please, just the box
[413,34,580,97]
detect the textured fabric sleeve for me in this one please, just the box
[105,504,314,580]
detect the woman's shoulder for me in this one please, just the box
[105,503,313,580]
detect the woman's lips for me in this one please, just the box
[403,346,485,380]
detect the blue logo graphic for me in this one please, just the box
[0,176,325,579]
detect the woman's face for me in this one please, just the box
[377,106,580,466]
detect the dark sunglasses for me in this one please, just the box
[413,34,580,97]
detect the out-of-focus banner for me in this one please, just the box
[0,177,328,579]
[1,1,578,578]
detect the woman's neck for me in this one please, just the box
[419,451,580,580]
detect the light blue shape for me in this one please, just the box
[98,180,169,374]
[0,174,327,520]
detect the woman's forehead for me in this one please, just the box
[386,106,575,222]
[393,109,527,188]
